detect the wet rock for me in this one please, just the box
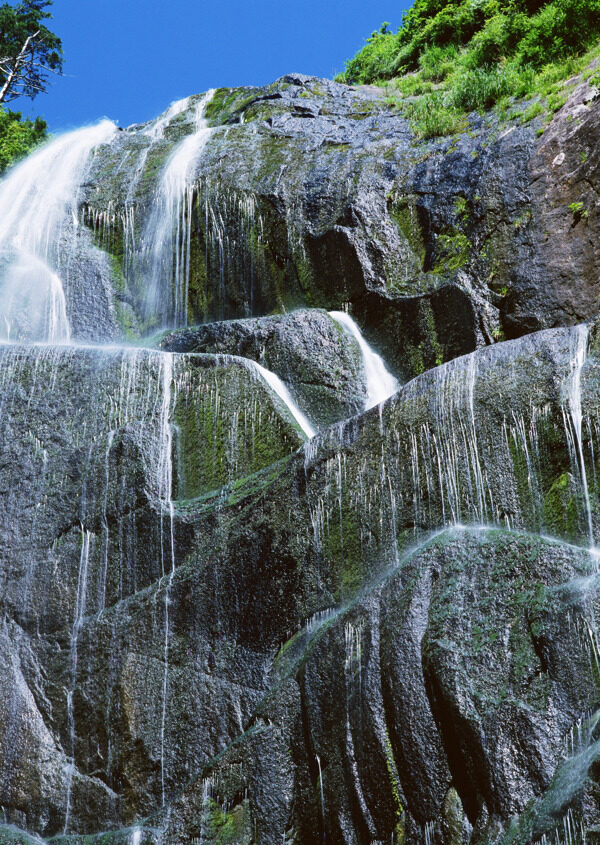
[160,308,368,428]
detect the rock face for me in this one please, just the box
[160,309,367,428]
[3,64,600,845]
[64,69,600,378]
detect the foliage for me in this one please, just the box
[568,200,589,220]
[0,0,62,104]
[339,0,600,86]
[0,105,45,172]
[336,0,600,138]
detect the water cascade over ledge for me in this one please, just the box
[329,310,400,409]
[0,120,117,343]
[1,76,600,845]
[141,89,216,329]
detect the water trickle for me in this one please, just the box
[0,120,116,342]
[157,354,176,806]
[329,311,399,410]
[142,90,216,328]
[563,325,594,547]
[123,97,193,209]
[424,821,436,845]
[64,525,92,834]
[145,96,191,141]
[315,754,325,824]
[244,359,315,438]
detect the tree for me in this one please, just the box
[0,106,45,171]
[0,0,62,105]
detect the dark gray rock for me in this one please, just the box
[2,324,600,842]
[159,308,368,428]
[71,69,600,379]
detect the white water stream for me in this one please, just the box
[564,324,595,548]
[157,354,176,806]
[246,359,316,438]
[144,96,191,141]
[0,120,116,343]
[142,89,215,327]
[329,311,399,409]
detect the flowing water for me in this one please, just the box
[244,358,316,438]
[563,324,594,547]
[0,120,116,343]
[329,311,399,409]
[141,89,216,327]
[1,87,600,845]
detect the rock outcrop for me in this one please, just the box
[2,61,600,845]
[70,69,600,379]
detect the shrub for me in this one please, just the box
[0,108,47,174]
[338,23,399,84]
[403,93,465,138]
[418,44,459,81]
[340,0,600,86]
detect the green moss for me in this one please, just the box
[543,472,580,541]
[204,87,257,126]
[454,195,469,220]
[348,99,380,119]
[205,799,249,844]
[324,506,364,600]
[173,364,302,500]
[433,229,472,274]
[387,192,426,268]
[383,725,405,834]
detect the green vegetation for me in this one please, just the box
[337,0,600,138]
[0,0,62,105]
[0,106,45,172]
[568,199,589,220]
[0,1,61,172]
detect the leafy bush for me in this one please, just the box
[337,0,600,139]
[0,108,46,174]
[402,92,464,138]
[336,23,400,85]
[339,0,600,85]
[418,44,459,81]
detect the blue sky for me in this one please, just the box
[16,0,407,132]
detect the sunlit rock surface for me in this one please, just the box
[2,65,600,845]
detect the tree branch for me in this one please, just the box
[0,30,39,105]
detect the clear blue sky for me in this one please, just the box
[16,0,407,132]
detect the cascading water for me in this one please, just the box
[145,96,191,141]
[157,353,175,806]
[64,526,92,834]
[125,96,192,206]
[142,89,216,328]
[0,120,116,343]
[244,358,316,438]
[329,311,399,409]
[563,324,595,547]
[3,77,600,845]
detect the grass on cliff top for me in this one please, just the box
[336,0,600,138]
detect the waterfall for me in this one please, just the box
[328,311,399,410]
[142,89,216,328]
[64,526,92,834]
[0,120,116,343]
[144,96,191,141]
[244,359,316,438]
[125,97,192,206]
[157,353,175,806]
[563,324,594,547]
